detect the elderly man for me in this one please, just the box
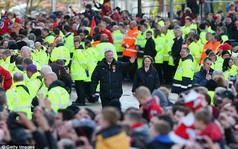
[44,72,70,112]
[91,50,135,107]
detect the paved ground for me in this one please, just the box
[70,82,178,112]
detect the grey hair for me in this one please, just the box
[41,65,52,75]
[13,72,24,82]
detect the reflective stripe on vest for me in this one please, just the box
[50,89,69,109]
[124,48,137,52]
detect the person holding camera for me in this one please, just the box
[193,57,214,87]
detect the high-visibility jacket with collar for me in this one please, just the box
[154,34,165,64]
[112,30,124,53]
[96,41,118,62]
[2,56,14,72]
[220,33,229,43]
[200,30,207,44]
[135,30,147,54]
[164,30,175,62]
[6,81,32,119]
[47,80,70,112]
[82,47,98,82]
[214,56,223,71]
[63,32,74,53]
[196,39,204,54]
[208,26,215,33]
[188,41,200,65]
[26,72,43,99]
[32,47,48,67]
[171,55,194,94]
[11,66,28,83]
[122,27,139,58]
[70,48,88,81]
[211,41,221,53]
[224,65,238,80]
[44,33,55,44]
[50,43,70,66]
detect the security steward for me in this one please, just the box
[44,72,70,112]
[171,47,194,94]
[6,72,32,119]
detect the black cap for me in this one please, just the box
[220,90,234,100]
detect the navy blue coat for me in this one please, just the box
[193,67,214,87]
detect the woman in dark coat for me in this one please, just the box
[132,55,160,94]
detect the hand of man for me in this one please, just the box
[206,74,212,80]
[92,94,96,97]
[129,56,136,63]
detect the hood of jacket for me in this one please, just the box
[182,54,194,62]
[48,80,66,91]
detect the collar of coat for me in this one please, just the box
[182,54,193,61]
[48,80,66,91]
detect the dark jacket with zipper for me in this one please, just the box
[171,37,183,66]
[193,67,214,87]
[144,37,156,58]
[91,58,132,99]
[132,67,160,93]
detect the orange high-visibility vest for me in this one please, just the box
[122,27,139,58]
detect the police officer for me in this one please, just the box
[91,50,135,107]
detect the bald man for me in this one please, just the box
[95,34,118,61]
[43,72,70,112]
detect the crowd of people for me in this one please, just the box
[0,0,237,148]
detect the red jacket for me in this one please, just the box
[199,123,222,141]
[0,66,12,90]
[101,29,113,44]
[142,97,163,120]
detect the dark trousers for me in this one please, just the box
[154,63,163,83]
[75,80,85,104]
[123,56,137,80]
[100,97,120,108]
[83,82,97,103]
[163,61,172,83]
